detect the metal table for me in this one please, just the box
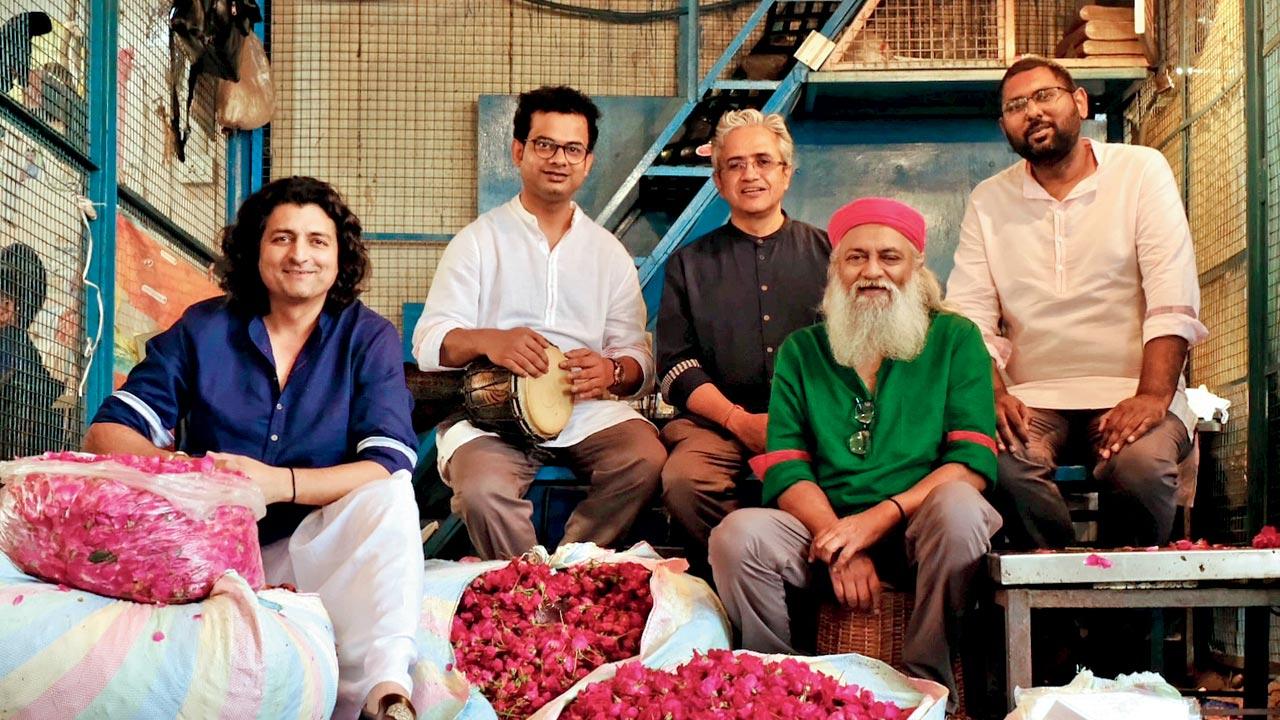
[990,549,1280,713]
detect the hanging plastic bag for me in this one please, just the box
[217,33,273,130]
[0,451,266,604]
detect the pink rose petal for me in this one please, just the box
[1084,553,1113,569]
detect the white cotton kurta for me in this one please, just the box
[261,472,424,720]
[412,195,655,470]
[946,139,1209,435]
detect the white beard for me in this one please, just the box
[822,272,932,369]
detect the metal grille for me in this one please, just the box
[1012,0,1078,58]
[266,1,697,237]
[0,108,86,458]
[0,0,89,155]
[111,205,220,385]
[838,0,1003,68]
[363,241,446,341]
[117,0,227,253]
[700,2,761,79]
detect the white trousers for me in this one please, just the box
[262,472,424,720]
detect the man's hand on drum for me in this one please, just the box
[562,348,613,401]
[484,327,552,378]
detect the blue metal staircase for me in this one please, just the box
[593,0,869,322]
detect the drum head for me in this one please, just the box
[518,346,572,438]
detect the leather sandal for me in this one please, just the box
[359,693,416,720]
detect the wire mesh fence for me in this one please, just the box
[111,204,221,388]
[0,0,89,155]
[117,0,227,254]
[832,0,1003,69]
[0,106,86,458]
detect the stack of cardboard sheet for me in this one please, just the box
[1055,2,1158,65]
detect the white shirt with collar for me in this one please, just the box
[947,139,1209,435]
[413,195,654,469]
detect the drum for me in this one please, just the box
[461,346,572,443]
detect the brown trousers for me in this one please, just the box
[444,419,665,560]
[709,482,1002,709]
[659,418,756,548]
[994,409,1192,549]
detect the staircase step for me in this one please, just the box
[709,79,783,91]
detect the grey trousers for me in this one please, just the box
[709,482,1002,708]
[659,418,755,548]
[444,419,665,560]
[994,408,1192,549]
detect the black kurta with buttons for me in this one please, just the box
[657,216,829,419]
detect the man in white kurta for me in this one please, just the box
[947,57,1209,549]
[414,86,664,559]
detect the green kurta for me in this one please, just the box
[758,312,998,515]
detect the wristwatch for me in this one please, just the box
[609,357,625,390]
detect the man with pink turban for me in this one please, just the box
[709,197,1001,713]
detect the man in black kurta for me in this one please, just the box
[656,109,828,564]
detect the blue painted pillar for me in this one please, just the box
[84,0,120,422]
[225,21,267,220]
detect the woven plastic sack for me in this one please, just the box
[534,650,949,720]
[0,452,267,604]
[411,542,732,719]
[216,33,273,130]
[0,551,338,719]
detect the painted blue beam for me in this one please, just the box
[225,21,268,221]
[84,0,120,422]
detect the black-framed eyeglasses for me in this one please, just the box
[848,397,875,456]
[1001,86,1072,117]
[525,137,589,164]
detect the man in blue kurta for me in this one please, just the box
[86,177,422,720]
[709,198,1002,711]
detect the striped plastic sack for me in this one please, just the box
[532,650,949,720]
[410,542,732,720]
[0,551,338,719]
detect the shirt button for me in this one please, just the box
[766,346,775,354]
[1056,265,1064,271]
[276,403,284,410]
[763,314,771,322]
[758,254,766,261]
[761,284,769,292]
[270,434,279,442]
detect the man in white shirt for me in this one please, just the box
[947,57,1209,549]
[413,85,665,559]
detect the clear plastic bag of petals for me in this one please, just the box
[0,452,267,604]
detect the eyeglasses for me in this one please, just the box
[525,137,589,165]
[1001,86,1072,117]
[720,155,788,175]
[848,397,875,456]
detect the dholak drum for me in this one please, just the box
[461,346,572,443]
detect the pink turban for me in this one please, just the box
[826,197,927,254]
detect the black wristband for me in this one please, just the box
[887,496,906,524]
[289,467,297,504]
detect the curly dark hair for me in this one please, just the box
[513,85,601,151]
[216,176,369,315]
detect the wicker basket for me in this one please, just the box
[816,591,966,718]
